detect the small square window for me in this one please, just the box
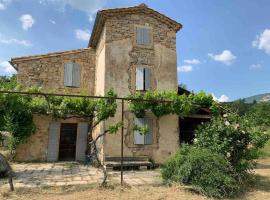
[136,26,151,46]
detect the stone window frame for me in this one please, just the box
[134,24,153,49]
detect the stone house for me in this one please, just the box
[9,4,183,164]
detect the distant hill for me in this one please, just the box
[241,93,270,103]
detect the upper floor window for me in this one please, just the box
[64,63,81,87]
[136,66,150,91]
[136,26,151,46]
[134,117,153,145]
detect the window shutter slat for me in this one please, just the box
[136,27,141,45]
[47,122,61,162]
[144,67,151,90]
[136,27,150,46]
[75,122,88,161]
[134,118,145,144]
[64,63,73,86]
[136,66,144,90]
[72,63,81,87]
[143,28,150,45]
[140,28,144,45]
[144,118,153,145]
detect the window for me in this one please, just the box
[136,26,151,46]
[64,63,80,87]
[136,66,150,91]
[134,117,153,145]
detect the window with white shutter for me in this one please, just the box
[136,66,151,91]
[134,117,153,145]
[64,63,81,87]
[136,26,151,46]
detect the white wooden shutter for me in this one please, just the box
[47,122,61,162]
[72,63,81,87]
[136,66,144,90]
[136,27,143,45]
[144,67,151,90]
[134,118,145,144]
[75,122,88,161]
[143,28,150,45]
[136,27,150,46]
[64,63,73,86]
[144,118,153,145]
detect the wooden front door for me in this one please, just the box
[59,123,77,161]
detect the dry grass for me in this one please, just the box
[1,158,270,200]
[1,184,209,200]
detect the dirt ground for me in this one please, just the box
[1,158,270,200]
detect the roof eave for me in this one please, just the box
[9,60,18,71]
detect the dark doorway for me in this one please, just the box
[180,117,210,144]
[59,123,77,161]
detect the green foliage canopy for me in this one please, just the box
[127,90,219,118]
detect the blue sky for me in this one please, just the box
[0,0,270,101]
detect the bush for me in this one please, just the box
[162,145,239,198]
[194,113,270,177]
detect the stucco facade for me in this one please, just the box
[10,4,182,163]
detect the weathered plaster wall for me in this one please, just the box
[102,13,179,163]
[16,115,89,162]
[93,27,107,163]
[95,27,106,96]
[15,48,96,95]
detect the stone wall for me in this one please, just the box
[15,48,96,95]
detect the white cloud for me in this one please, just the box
[252,29,270,55]
[184,59,201,65]
[0,61,16,75]
[0,0,12,10]
[177,65,193,72]
[50,20,56,24]
[250,63,262,70]
[208,50,236,65]
[47,0,106,14]
[75,29,90,41]
[212,93,229,102]
[88,14,94,22]
[19,14,35,30]
[0,37,32,46]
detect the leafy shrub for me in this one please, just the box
[162,145,239,198]
[194,113,270,177]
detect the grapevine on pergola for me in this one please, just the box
[0,76,220,186]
